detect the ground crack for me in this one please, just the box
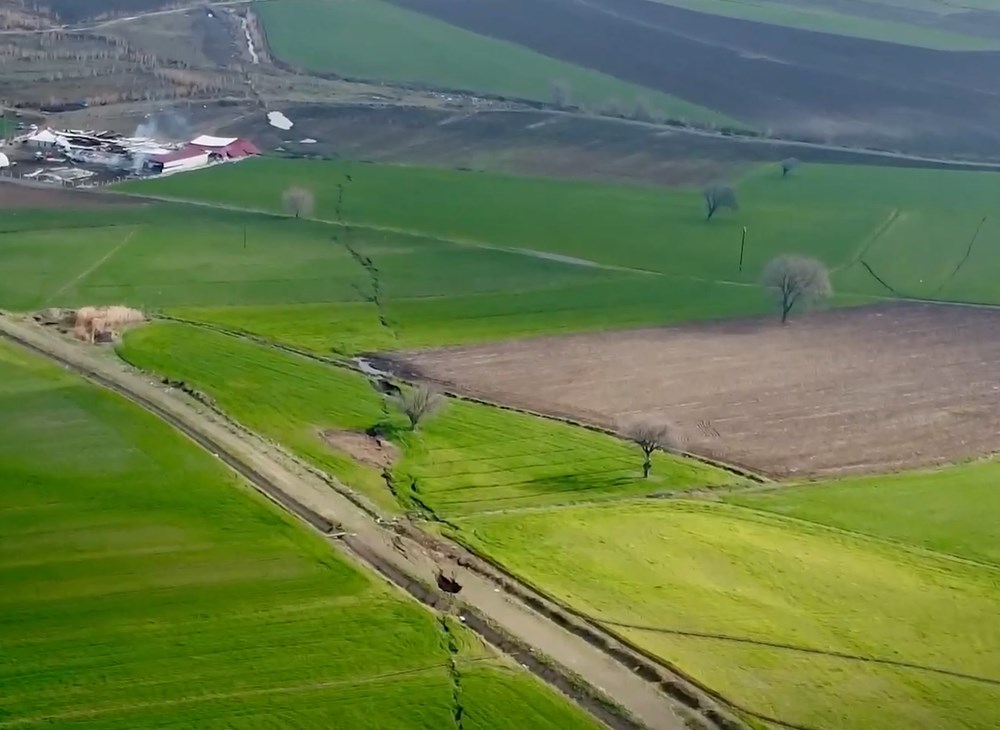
[439,616,466,730]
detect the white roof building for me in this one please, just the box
[189,135,238,148]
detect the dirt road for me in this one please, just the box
[0,314,723,730]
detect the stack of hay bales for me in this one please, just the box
[71,305,144,343]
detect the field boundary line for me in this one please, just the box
[714,498,1000,575]
[441,529,816,730]
[0,315,700,730]
[593,619,1000,686]
[47,226,138,304]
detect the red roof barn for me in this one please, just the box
[189,135,260,159]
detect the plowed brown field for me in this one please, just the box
[0,181,140,209]
[397,303,1000,477]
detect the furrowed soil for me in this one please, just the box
[398,302,1000,477]
[0,181,143,209]
[384,0,1000,156]
[226,104,1000,188]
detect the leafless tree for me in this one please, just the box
[631,96,656,123]
[550,80,572,109]
[623,420,677,478]
[282,186,314,218]
[392,385,444,430]
[704,184,738,221]
[781,157,801,177]
[761,255,832,323]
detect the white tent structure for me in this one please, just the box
[27,129,59,147]
[0,152,10,169]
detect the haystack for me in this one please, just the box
[71,305,144,343]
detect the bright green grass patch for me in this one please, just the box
[125,159,1000,305]
[257,0,731,124]
[647,0,1000,50]
[119,321,397,511]
[395,397,737,516]
[0,339,606,730]
[463,500,1000,730]
[728,460,1000,566]
[0,226,137,311]
[119,323,740,516]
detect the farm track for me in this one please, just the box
[0,0,267,35]
[0,314,747,730]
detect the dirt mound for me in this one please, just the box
[70,305,144,344]
[320,429,399,469]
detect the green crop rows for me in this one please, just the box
[118,322,740,516]
[0,339,604,729]
[256,0,729,124]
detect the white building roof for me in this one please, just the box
[190,134,238,148]
[0,152,9,168]
[28,129,58,144]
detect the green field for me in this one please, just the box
[0,338,606,729]
[647,0,1000,50]
[256,0,731,124]
[6,158,1000,352]
[118,322,741,515]
[123,158,1000,304]
[728,460,1000,566]
[462,500,1000,730]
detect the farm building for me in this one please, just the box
[146,136,259,175]
[188,135,260,159]
[147,145,211,174]
[26,129,64,149]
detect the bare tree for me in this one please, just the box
[704,184,738,221]
[392,385,444,430]
[282,186,314,218]
[781,157,800,177]
[623,420,677,478]
[761,255,832,323]
[550,80,572,109]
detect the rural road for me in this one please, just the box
[0,314,711,730]
[0,0,267,35]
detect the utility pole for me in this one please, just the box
[739,226,747,272]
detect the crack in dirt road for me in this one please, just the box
[0,314,724,730]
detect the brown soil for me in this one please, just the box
[385,0,1000,157]
[0,181,142,209]
[320,428,399,469]
[396,302,1000,478]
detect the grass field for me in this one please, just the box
[462,500,1000,730]
[647,0,1000,50]
[256,0,731,124]
[6,158,1000,352]
[728,460,1000,566]
[0,339,606,729]
[123,158,1000,306]
[118,322,741,515]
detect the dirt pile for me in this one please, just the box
[35,305,144,343]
